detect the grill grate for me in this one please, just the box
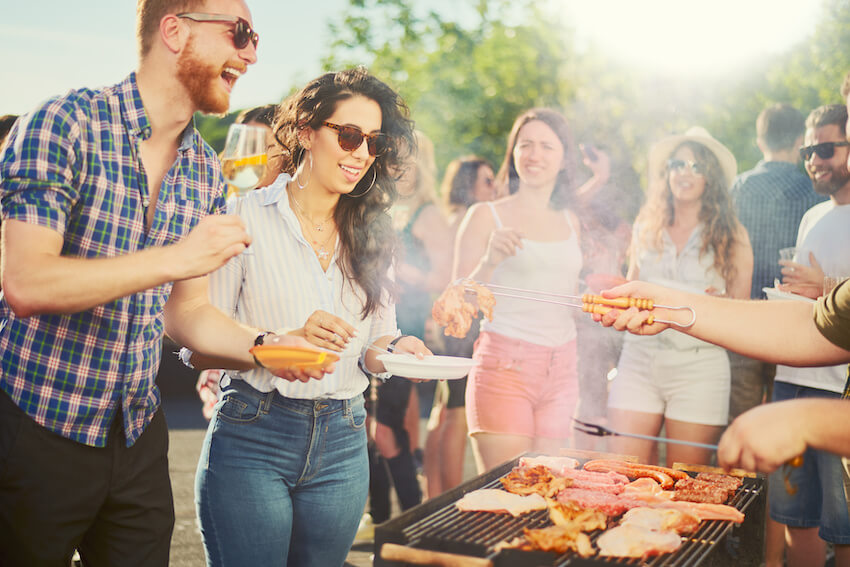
[376,456,765,567]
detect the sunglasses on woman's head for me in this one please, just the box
[799,141,850,161]
[176,13,259,50]
[322,122,390,157]
[666,158,705,176]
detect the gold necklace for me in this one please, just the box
[290,192,334,232]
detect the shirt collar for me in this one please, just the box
[118,72,196,152]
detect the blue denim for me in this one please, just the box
[768,381,850,544]
[195,379,369,566]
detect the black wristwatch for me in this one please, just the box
[254,331,274,346]
[386,335,405,353]
[253,331,275,367]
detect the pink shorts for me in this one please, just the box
[466,331,578,439]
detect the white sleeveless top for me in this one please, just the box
[480,202,583,347]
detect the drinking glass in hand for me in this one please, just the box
[220,124,268,193]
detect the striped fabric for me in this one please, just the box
[210,174,397,400]
[731,160,824,299]
[0,73,226,447]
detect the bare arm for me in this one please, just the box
[1,215,251,317]
[724,226,753,300]
[718,399,850,473]
[596,281,850,366]
[406,204,453,292]
[452,202,522,283]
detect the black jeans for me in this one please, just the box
[0,390,174,567]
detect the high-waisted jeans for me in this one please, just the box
[195,379,368,566]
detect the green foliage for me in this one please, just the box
[195,112,237,154]
[322,0,849,191]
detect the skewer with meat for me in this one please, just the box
[431,279,495,338]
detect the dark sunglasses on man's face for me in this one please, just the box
[176,13,259,50]
[322,121,390,157]
[799,141,850,161]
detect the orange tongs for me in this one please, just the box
[464,281,696,328]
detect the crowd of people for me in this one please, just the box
[2,1,850,567]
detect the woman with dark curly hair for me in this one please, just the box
[188,67,429,566]
[454,108,583,472]
[606,127,753,467]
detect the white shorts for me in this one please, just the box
[607,338,730,426]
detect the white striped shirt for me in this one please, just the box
[212,173,397,399]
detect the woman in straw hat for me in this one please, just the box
[606,127,753,466]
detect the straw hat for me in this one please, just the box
[648,126,737,187]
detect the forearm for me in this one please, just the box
[799,399,850,457]
[164,283,259,370]
[660,291,846,366]
[4,246,180,317]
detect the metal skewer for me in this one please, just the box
[462,280,696,328]
[572,418,718,450]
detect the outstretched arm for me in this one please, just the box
[595,280,850,367]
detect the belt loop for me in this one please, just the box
[260,390,274,414]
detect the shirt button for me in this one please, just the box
[143,199,150,208]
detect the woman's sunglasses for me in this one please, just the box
[798,141,850,161]
[177,13,259,50]
[666,158,705,176]
[323,122,390,157]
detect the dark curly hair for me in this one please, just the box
[495,108,576,210]
[272,67,415,318]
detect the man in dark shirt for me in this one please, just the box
[728,103,824,421]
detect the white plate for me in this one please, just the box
[762,287,816,303]
[377,354,474,380]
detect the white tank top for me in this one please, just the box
[480,202,583,347]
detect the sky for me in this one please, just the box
[1,1,824,117]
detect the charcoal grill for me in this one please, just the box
[374,454,765,567]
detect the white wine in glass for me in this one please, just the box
[220,124,268,193]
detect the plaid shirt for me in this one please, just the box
[0,73,225,447]
[731,160,825,299]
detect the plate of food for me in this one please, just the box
[377,354,475,380]
[249,345,340,371]
[762,287,816,303]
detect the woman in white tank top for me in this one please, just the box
[453,108,587,472]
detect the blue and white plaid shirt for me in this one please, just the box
[0,73,226,447]
[731,160,825,299]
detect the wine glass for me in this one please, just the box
[220,124,268,194]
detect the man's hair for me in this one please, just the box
[841,71,850,99]
[136,0,204,58]
[805,104,849,137]
[756,103,805,152]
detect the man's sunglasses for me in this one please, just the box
[323,121,390,157]
[177,13,259,50]
[798,141,850,161]
[666,158,705,176]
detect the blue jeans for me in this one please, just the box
[768,382,850,544]
[195,379,369,566]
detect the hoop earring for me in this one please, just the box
[347,168,377,198]
[295,149,312,189]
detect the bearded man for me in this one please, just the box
[769,103,850,567]
[0,2,309,565]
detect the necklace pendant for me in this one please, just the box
[317,247,329,260]
[315,225,324,232]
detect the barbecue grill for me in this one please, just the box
[374,454,765,566]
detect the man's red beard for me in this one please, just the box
[177,39,230,115]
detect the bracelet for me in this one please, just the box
[386,335,405,353]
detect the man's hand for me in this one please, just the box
[779,251,824,299]
[170,215,252,280]
[717,401,808,473]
